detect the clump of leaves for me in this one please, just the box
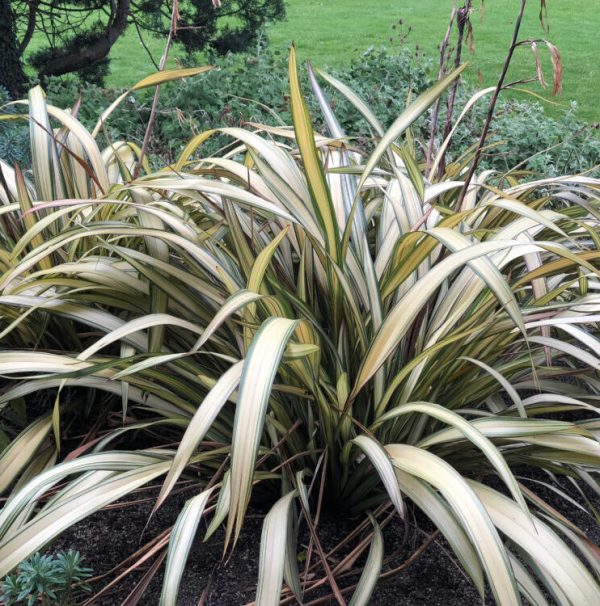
[0,51,599,606]
[0,551,92,606]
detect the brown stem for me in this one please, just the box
[298,449,347,606]
[282,530,441,606]
[117,551,167,606]
[438,0,472,178]
[301,450,326,588]
[457,0,528,209]
[293,502,393,595]
[84,530,171,605]
[132,15,160,71]
[18,0,40,55]
[425,2,458,174]
[133,1,179,177]
[38,0,131,78]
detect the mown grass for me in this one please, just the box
[24,1,598,121]
[267,0,598,121]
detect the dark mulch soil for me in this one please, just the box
[53,492,480,605]
[50,472,599,606]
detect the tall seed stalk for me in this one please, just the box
[458,0,528,206]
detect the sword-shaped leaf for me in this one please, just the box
[357,64,468,192]
[155,361,243,510]
[353,435,404,518]
[470,481,600,604]
[375,402,529,517]
[289,45,340,262]
[226,318,298,545]
[256,490,299,606]
[0,461,171,576]
[0,416,52,495]
[386,444,519,605]
[160,487,215,606]
[348,515,384,606]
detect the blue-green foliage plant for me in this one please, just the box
[0,88,30,167]
[0,551,92,606]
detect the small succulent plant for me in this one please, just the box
[0,551,92,606]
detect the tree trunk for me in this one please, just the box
[38,0,131,78]
[0,0,27,97]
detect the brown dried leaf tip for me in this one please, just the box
[545,40,563,95]
[530,41,548,88]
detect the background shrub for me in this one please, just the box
[0,87,29,167]
[31,44,599,176]
[2,44,599,176]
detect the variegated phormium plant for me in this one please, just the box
[0,48,599,605]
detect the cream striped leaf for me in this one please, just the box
[256,490,298,606]
[352,435,405,518]
[160,487,215,606]
[289,46,340,262]
[348,515,384,606]
[155,361,243,510]
[386,444,519,605]
[469,481,600,605]
[357,64,468,193]
[0,461,171,576]
[375,402,528,516]
[226,318,298,544]
[0,416,52,495]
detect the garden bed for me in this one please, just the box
[52,475,599,605]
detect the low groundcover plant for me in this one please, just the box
[0,48,599,605]
[0,550,92,606]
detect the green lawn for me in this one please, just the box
[36,1,600,121]
[266,0,598,121]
